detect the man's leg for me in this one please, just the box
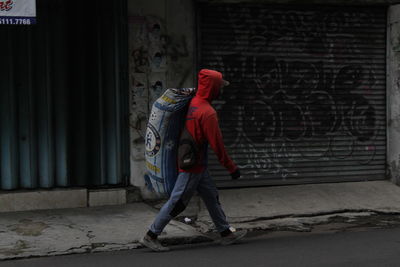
[197,170,247,245]
[150,172,201,234]
[141,172,201,251]
[196,170,230,232]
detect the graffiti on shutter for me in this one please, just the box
[200,4,386,184]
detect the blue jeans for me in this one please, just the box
[150,170,230,235]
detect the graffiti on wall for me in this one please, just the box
[129,16,161,161]
[203,7,386,179]
[129,15,191,162]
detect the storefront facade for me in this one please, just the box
[128,0,400,195]
[2,0,400,202]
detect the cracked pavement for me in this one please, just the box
[2,181,400,260]
[0,203,207,260]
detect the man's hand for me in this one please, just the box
[230,169,241,180]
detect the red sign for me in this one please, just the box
[0,0,13,11]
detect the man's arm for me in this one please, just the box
[202,113,238,174]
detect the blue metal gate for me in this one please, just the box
[0,0,129,190]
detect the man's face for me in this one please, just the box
[217,79,229,99]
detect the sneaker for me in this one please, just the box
[220,229,248,246]
[140,235,170,252]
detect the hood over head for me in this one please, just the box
[196,69,227,102]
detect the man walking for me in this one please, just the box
[141,69,246,252]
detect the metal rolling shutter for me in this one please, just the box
[199,4,387,187]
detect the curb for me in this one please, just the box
[2,210,400,260]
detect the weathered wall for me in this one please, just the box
[127,0,195,197]
[388,4,400,184]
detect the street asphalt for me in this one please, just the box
[1,226,400,267]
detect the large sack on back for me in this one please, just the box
[144,88,195,197]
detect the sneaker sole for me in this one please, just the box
[140,238,170,252]
[220,230,248,246]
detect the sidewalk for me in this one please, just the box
[0,203,208,260]
[196,180,400,233]
[2,180,400,260]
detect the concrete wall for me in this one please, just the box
[0,188,142,212]
[127,0,195,198]
[388,4,400,184]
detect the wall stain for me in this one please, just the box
[390,155,400,184]
[389,114,400,134]
[0,240,29,256]
[7,219,49,237]
[392,35,400,53]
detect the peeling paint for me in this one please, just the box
[162,34,189,62]
[389,154,400,184]
[392,34,400,53]
[128,10,194,191]
[389,114,400,134]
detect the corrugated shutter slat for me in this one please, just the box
[199,4,387,186]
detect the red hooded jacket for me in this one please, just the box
[179,69,237,174]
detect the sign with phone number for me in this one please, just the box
[0,0,36,25]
